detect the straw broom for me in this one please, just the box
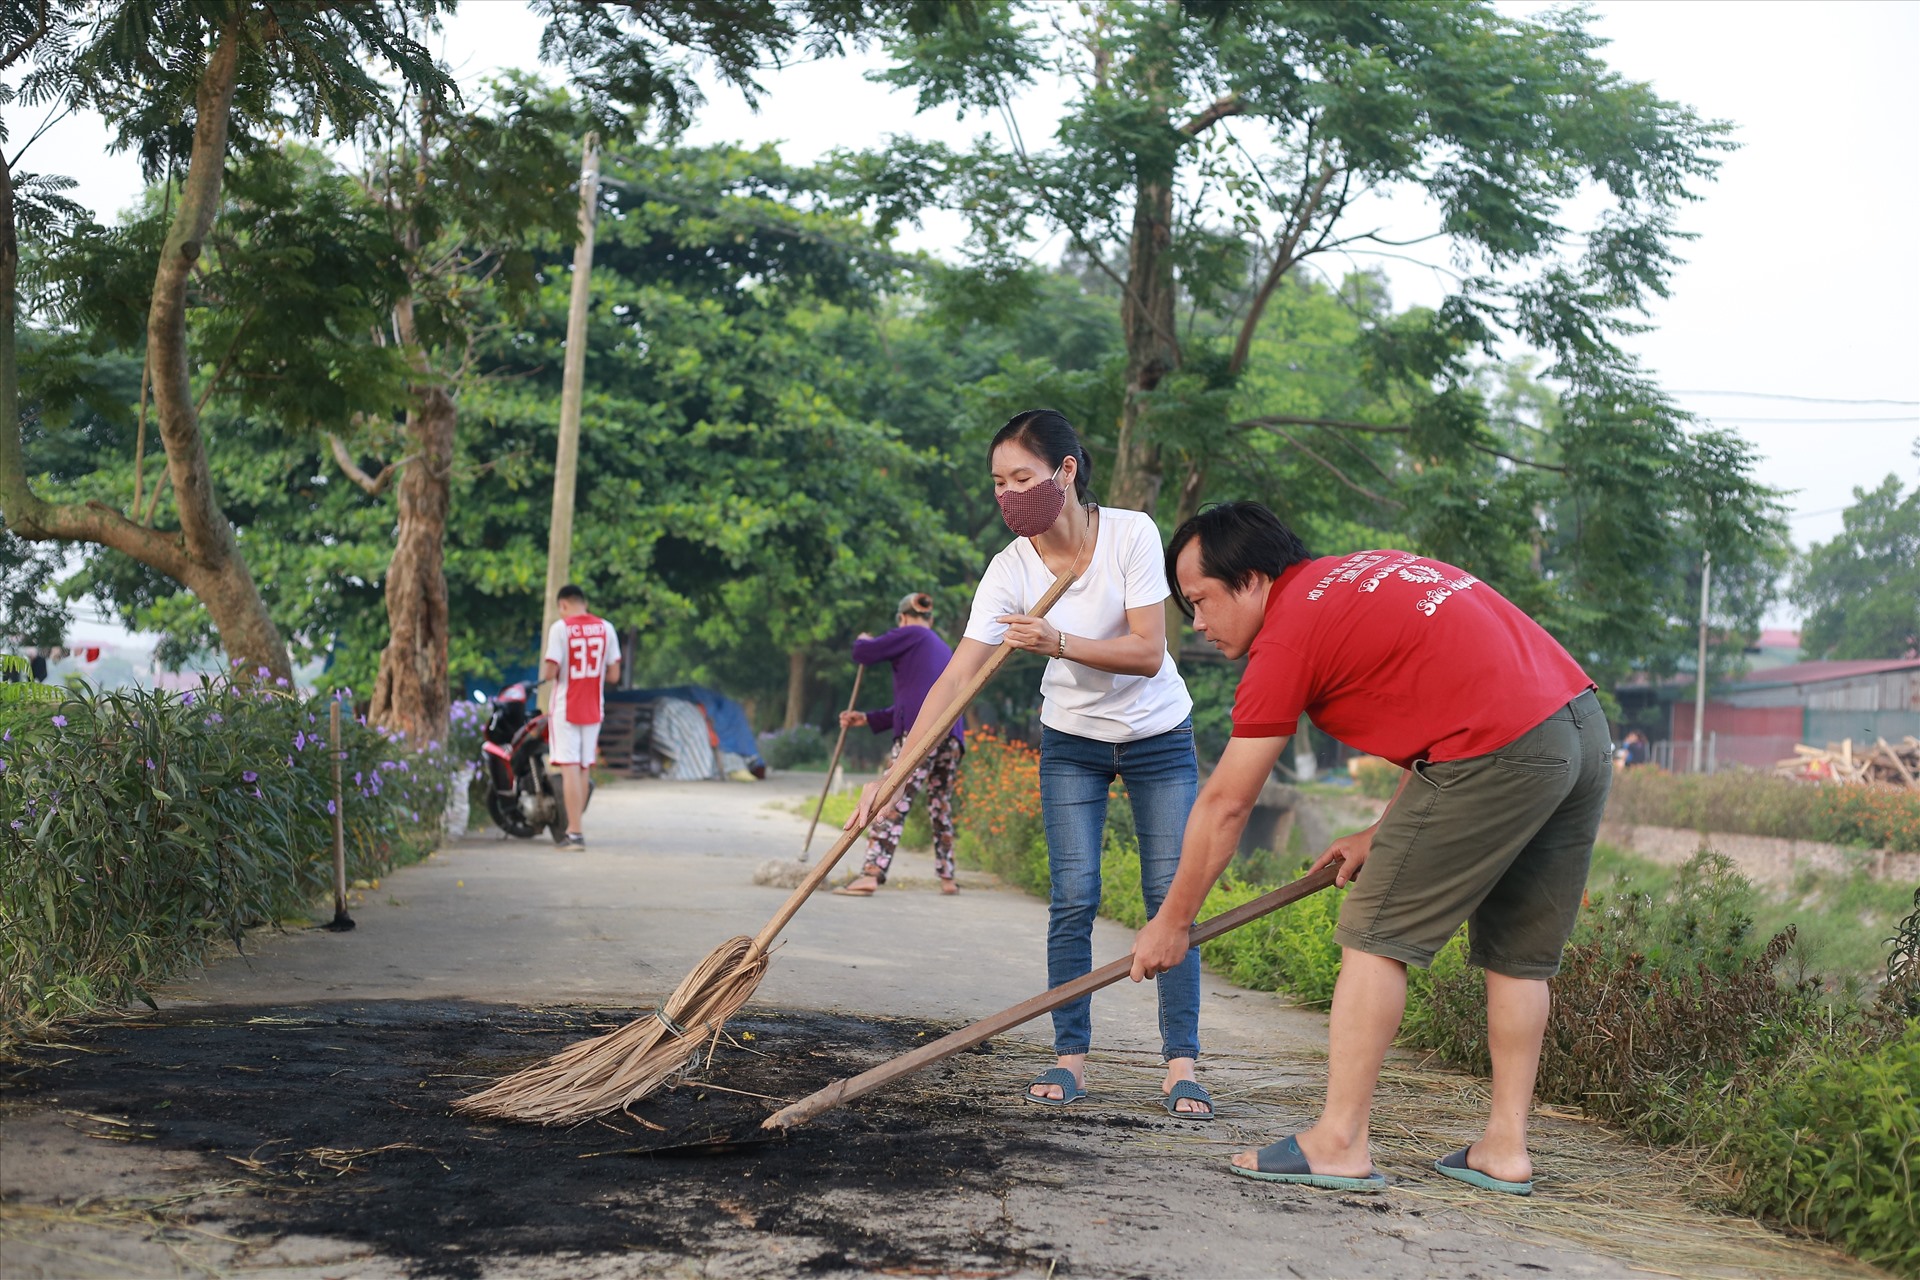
[454,570,1078,1124]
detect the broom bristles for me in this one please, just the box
[454,935,768,1125]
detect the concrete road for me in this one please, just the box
[0,774,1882,1280]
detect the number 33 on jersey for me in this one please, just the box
[545,613,623,726]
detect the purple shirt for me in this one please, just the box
[853,625,963,744]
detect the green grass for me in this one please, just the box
[1584,842,1910,982]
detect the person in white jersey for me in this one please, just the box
[541,583,622,849]
[850,410,1211,1118]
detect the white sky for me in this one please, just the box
[9,0,1919,633]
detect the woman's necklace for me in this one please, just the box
[1068,504,1097,580]
[1033,503,1096,580]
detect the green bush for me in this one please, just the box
[761,724,829,770]
[1720,1023,1920,1276]
[1608,769,1920,853]
[1195,867,1347,1004]
[0,677,448,1037]
[1351,757,1402,800]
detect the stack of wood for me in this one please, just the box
[1774,737,1920,787]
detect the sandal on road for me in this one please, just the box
[832,874,881,897]
[1435,1146,1533,1196]
[1163,1078,1215,1121]
[1022,1067,1086,1107]
[1228,1135,1387,1192]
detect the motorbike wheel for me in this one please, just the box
[485,782,546,840]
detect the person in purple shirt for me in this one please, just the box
[832,592,966,897]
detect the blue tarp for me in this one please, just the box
[612,685,762,766]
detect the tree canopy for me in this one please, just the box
[1793,473,1920,662]
[6,1,1797,740]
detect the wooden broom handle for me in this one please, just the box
[752,570,1077,954]
[762,862,1340,1130]
[802,664,867,857]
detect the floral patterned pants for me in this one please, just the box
[864,735,964,883]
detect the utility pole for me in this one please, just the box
[1692,549,1712,774]
[540,133,601,712]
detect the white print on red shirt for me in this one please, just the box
[1307,551,1479,616]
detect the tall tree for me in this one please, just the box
[2,1,452,681]
[867,0,1732,518]
[1793,473,1920,661]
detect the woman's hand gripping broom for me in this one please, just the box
[454,571,1079,1125]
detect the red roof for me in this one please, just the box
[1754,628,1801,650]
[1736,657,1920,686]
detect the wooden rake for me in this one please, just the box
[454,570,1077,1125]
[762,862,1340,1130]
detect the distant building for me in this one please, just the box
[1669,657,1920,771]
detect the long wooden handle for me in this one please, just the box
[752,570,1077,954]
[802,665,867,857]
[762,862,1340,1130]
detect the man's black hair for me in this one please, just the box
[1164,502,1312,619]
[557,583,587,603]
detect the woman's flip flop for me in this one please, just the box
[1163,1078,1215,1120]
[1021,1067,1086,1107]
[1227,1135,1387,1192]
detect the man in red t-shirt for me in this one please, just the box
[541,584,622,849]
[1131,503,1609,1198]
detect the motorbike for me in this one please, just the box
[478,681,591,841]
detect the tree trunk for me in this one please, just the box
[1,25,292,682]
[1110,172,1180,515]
[368,383,454,742]
[784,650,808,730]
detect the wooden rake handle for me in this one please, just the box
[752,570,1077,955]
[802,664,867,858]
[762,862,1340,1130]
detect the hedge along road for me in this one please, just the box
[0,775,1884,1280]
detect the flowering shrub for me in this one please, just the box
[0,676,450,1036]
[951,727,1048,894]
[1609,769,1920,853]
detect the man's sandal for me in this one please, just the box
[1434,1146,1533,1196]
[1227,1135,1387,1192]
[1021,1067,1086,1107]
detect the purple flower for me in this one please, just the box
[326,799,336,814]
[145,758,156,770]
[251,787,262,799]
[208,713,224,726]
[51,714,67,728]
[243,770,258,783]
[294,731,308,752]
[257,666,271,679]
[354,771,363,786]
[275,677,289,687]
[286,755,294,767]
[182,691,196,707]
[0,759,7,774]
[8,820,20,831]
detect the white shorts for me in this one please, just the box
[548,717,601,766]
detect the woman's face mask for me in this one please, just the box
[997,462,1068,537]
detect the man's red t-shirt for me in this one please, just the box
[1231,551,1594,768]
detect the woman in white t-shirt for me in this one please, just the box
[850,409,1211,1118]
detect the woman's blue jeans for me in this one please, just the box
[1039,719,1201,1062]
